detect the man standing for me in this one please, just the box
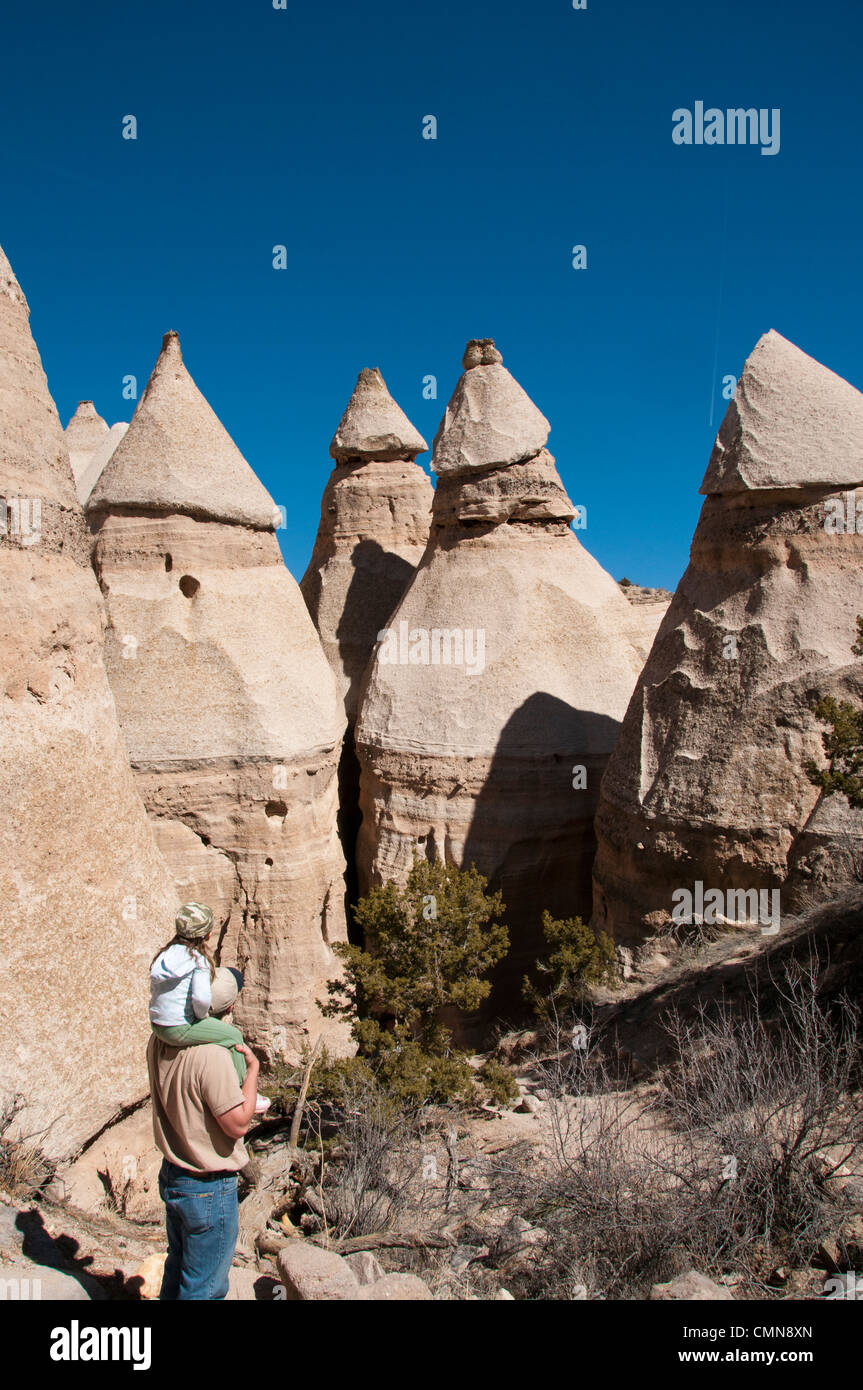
[147,967,260,1300]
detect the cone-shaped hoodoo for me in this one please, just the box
[354,340,645,1020]
[592,331,863,958]
[0,243,177,1157]
[87,331,350,1059]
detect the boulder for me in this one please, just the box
[649,1270,734,1301]
[356,1272,433,1300]
[345,1250,386,1286]
[276,1242,361,1300]
[61,1106,162,1222]
[329,365,427,464]
[0,1257,93,1301]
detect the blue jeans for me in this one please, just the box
[158,1160,239,1300]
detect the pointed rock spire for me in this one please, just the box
[593,330,863,951]
[89,330,350,1059]
[355,340,645,1015]
[0,242,27,310]
[0,241,80,523]
[303,368,433,718]
[89,331,279,528]
[65,399,108,451]
[432,339,550,476]
[329,366,428,462]
[0,242,177,1157]
[77,420,128,502]
[64,400,108,499]
[702,330,863,494]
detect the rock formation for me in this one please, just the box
[301,367,431,721]
[619,581,673,659]
[87,331,350,1060]
[0,243,177,1159]
[592,330,863,952]
[354,339,645,1003]
[300,368,432,905]
[64,401,128,503]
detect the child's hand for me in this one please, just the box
[234,1042,257,1064]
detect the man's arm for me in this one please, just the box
[215,1044,260,1140]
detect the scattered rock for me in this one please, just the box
[649,1270,735,1301]
[0,1257,94,1301]
[276,1243,361,1301]
[356,1272,433,1301]
[135,1252,167,1301]
[450,1244,489,1272]
[345,1251,386,1286]
[815,1214,863,1272]
[517,1094,544,1115]
[226,1266,281,1300]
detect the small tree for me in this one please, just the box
[805,616,863,809]
[323,856,509,1059]
[523,911,617,1019]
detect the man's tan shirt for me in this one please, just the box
[147,1037,248,1174]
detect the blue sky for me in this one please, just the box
[2,0,860,590]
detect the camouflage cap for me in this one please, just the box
[175,902,214,939]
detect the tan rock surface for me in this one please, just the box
[0,243,177,1160]
[62,1106,162,1223]
[329,365,427,463]
[87,332,350,1061]
[649,1270,734,1301]
[90,332,280,528]
[64,400,108,495]
[301,368,432,722]
[276,1242,361,1300]
[355,341,644,1006]
[79,421,128,503]
[619,582,673,662]
[592,332,863,951]
[301,370,432,909]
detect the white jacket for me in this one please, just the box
[149,943,212,1027]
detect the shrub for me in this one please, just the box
[489,960,862,1298]
[523,911,617,1019]
[805,615,863,809]
[0,1095,53,1199]
[479,1058,520,1108]
[320,858,508,1103]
